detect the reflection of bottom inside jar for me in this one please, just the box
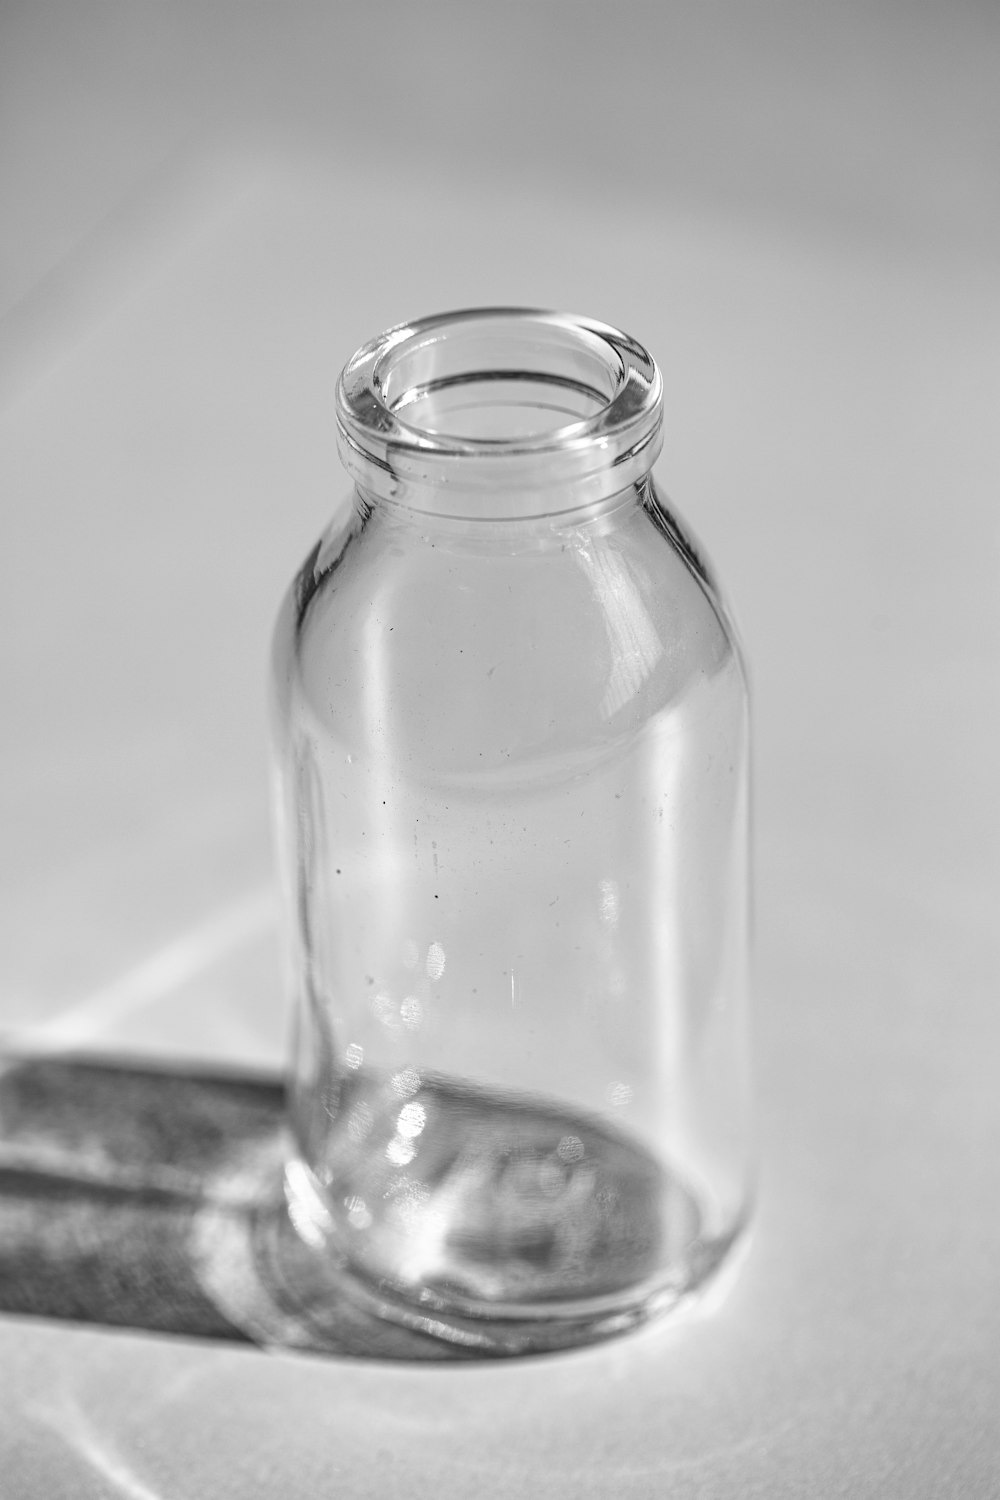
[289,1068,708,1316]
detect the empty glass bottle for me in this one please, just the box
[270,309,752,1354]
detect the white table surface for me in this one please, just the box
[2,3,998,1494]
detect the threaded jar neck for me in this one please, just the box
[335,308,663,520]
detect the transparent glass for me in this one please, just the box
[270,309,752,1355]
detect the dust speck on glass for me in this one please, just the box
[269,308,752,1355]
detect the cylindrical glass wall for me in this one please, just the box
[270,310,752,1354]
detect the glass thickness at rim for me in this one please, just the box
[335,308,664,517]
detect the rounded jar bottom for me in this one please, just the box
[283,1072,749,1356]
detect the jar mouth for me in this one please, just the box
[336,309,663,518]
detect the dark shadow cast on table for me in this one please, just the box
[0,1053,478,1361]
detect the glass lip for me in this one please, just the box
[335,308,664,517]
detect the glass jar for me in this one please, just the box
[270,309,752,1355]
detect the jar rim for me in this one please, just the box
[336,308,663,518]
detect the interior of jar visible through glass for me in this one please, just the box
[390,373,609,441]
[376,320,625,445]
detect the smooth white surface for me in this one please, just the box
[1,3,998,1493]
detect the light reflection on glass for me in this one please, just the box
[285,1158,333,1249]
[426,941,446,980]
[388,1178,430,1219]
[372,991,396,1026]
[391,1067,421,1097]
[396,1200,448,1284]
[599,877,620,928]
[400,994,423,1029]
[574,541,663,719]
[557,1134,585,1163]
[347,1101,373,1142]
[386,1136,417,1166]
[647,719,684,1082]
[345,1194,372,1230]
[397,1100,427,1138]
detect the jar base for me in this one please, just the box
[282,1068,749,1356]
[284,1161,748,1356]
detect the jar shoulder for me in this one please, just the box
[272,486,745,764]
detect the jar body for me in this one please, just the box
[271,471,752,1353]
